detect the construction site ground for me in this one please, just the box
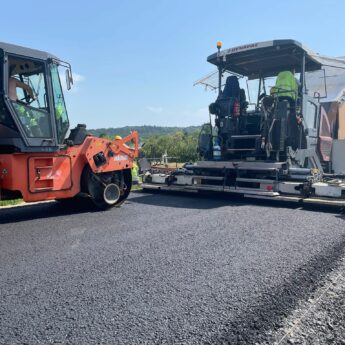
[0,192,344,344]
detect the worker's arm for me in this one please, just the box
[13,79,36,100]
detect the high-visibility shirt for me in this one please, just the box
[132,162,139,179]
[272,71,298,100]
[55,104,64,120]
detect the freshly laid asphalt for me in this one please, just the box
[0,192,345,345]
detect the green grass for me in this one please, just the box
[0,184,142,207]
[131,184,142,191]
[0,199,23,207]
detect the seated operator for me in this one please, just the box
[263,70,300,117]
[270,70,299,104]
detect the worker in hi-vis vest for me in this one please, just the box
[271,71,299,100]
[115,135,139,184]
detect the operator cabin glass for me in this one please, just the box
[8,56,51,138]
[50,64,69,144]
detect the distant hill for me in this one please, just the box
[88,125,201,139]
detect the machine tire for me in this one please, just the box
[81,166,132,210]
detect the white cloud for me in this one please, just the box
[69,73,85,93]
[146,106,163,113]
[60,72,85,93]
[72,73,85,83]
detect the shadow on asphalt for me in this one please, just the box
[128,191,245,209]
[130,190,344,214]
[336,213,345,220]
[1,191,343,226]
[0,199,99,225]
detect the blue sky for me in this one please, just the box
[2,0,345,129]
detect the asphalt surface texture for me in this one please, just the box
[271,256,345,345]
[1,191,345,345]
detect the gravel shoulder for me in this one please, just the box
[269,256,345,345]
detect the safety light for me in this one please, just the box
[217,41,222,49]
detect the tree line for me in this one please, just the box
[141,131,199,162]
[98,130,200,163]
[91,125,201,140]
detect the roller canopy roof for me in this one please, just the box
[208,39,345,79]
[0,41,59,61]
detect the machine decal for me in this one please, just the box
[114,155,129,161]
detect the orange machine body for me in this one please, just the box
[0,131,138,202]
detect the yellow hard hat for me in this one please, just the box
[115,135,122,140]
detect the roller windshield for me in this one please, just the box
[50,64,69,144]
[8,55,51,138]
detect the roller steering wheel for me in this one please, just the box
[19,95,35,105]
